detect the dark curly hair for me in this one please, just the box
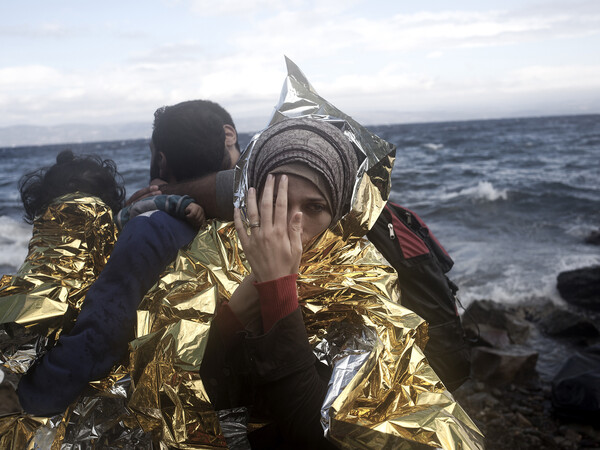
[19,149,126,223]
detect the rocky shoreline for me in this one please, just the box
[454,264,600,449]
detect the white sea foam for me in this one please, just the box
[442,181,508,202]
[0,215,32,272]
[422,143,444,150]
[555,253,600,272]
[565,223,599,239]
[456,250,600,307]
[459,273,564,307]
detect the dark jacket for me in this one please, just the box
[201,308,335,448]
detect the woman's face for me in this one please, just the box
[267,173,333,246]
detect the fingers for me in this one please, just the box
[274,174,288,229]
[259,174,274,228]
[233,207,249,249]
[289,211,303,257]
[247,187,260,227]
[149,178,167,187]
[186,205,206,228]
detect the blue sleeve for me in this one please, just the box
[160,195,195,219]
[115,195,195,230]
[17,211,196,416]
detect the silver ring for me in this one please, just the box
[249,222,260,228]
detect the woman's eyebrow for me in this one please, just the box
[304,196,327,202]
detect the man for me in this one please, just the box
[131,101,240,221]
[17,100,239,416]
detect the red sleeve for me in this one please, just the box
[254,274,299,332]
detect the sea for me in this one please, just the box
[1,114,599,309]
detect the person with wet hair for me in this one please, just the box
[19,149,125,222]
[0,150,123,415]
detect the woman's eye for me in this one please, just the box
[306,203,326,213]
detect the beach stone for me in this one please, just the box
[556,266,600,310]
[474,323,511,348]
[562,427,582,444]
[584,230,600,245]
[465,299,507,328]
[471,346,538,385]
[515,411,532,427]
[539,307,600,338]
[465,299,531,344]
[552,347,600,423]
[503,317,531,344]
[524,434,542,448]
[465,391,499,410]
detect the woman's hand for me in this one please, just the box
[234,174,303,283]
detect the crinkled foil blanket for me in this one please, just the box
[0,194,118,447]
[0,59,483,448]
[2,218,483,449]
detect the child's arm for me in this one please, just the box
[115,194,200,230]
[184,202,206,228]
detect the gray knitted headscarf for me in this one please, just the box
[248,118,359,223]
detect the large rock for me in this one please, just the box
[539,307,600,339]
[552,346,600,423]
[465,299,532,344]
[471,323,511,348]
[472,346,538,385]
[557,266,600,310]
[584,230,600,245]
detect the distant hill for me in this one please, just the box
[0,123,152,148]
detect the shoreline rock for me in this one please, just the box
[556,265,600,311]
[584,229,600,245]
[456,297,600,449]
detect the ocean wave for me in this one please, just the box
[0,215,32,272]
[421,142,444,150]
[455,251,600,307]
[456,261,563,307]
[565,223,600,240]
[442,181,508,202]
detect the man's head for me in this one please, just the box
[150,100,239,182]
[203,101,240,169]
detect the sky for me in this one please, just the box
[1,0,600,137]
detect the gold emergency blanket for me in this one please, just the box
[2,59,483,449]
[112,58,481,448]
[84,219,483,449]
[0,193,118,372]
[0,193,118,448]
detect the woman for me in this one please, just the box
[209,118,361,447]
